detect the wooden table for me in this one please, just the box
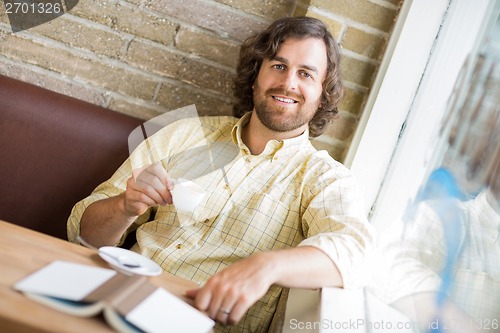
[0,220,198,333]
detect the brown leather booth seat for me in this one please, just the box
[0,75,143,240]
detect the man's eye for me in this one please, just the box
[273,64,285,70]
[300,72,312,79]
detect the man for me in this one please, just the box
[68,16,374,332]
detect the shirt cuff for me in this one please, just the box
[298,232,373,289]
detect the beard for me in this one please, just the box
[253,85,320,133]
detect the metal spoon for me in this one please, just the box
[76,235,142,268]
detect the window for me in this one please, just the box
[347,0,498,237]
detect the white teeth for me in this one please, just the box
[274,96,295,103]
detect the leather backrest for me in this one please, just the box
[0,75,143,239]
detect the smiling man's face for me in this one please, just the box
[252,37,327,134]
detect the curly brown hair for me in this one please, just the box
[233,16,344,137]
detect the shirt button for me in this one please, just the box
[273,156,278,161]
[204,219,210,224]
[245,157,251,163]
[175,243,183,249]
[224,183,229,189]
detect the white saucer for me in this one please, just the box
[99,247,162,276]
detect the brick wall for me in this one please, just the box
[0,0,402,162]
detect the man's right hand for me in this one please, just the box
[79,162,174,247]
[123,162,174,217]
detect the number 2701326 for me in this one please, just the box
[5,2,62,14]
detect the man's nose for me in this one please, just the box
[280,71,298,91]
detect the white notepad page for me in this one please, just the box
[14,260,117,300]
[126,288,214,333]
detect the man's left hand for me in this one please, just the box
[185,252,275,325]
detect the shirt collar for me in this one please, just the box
[231,112,251,151]
[231,112,312,157]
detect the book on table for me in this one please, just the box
[13,260,214,333]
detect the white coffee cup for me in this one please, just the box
[171,178,206,212]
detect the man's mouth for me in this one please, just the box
[272,96,298,104]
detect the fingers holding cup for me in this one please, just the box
[131,162,173,206]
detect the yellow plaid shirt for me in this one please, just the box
[68,113,374,332]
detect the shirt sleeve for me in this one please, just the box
[297,162,376,289]
[372,202,447,304]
